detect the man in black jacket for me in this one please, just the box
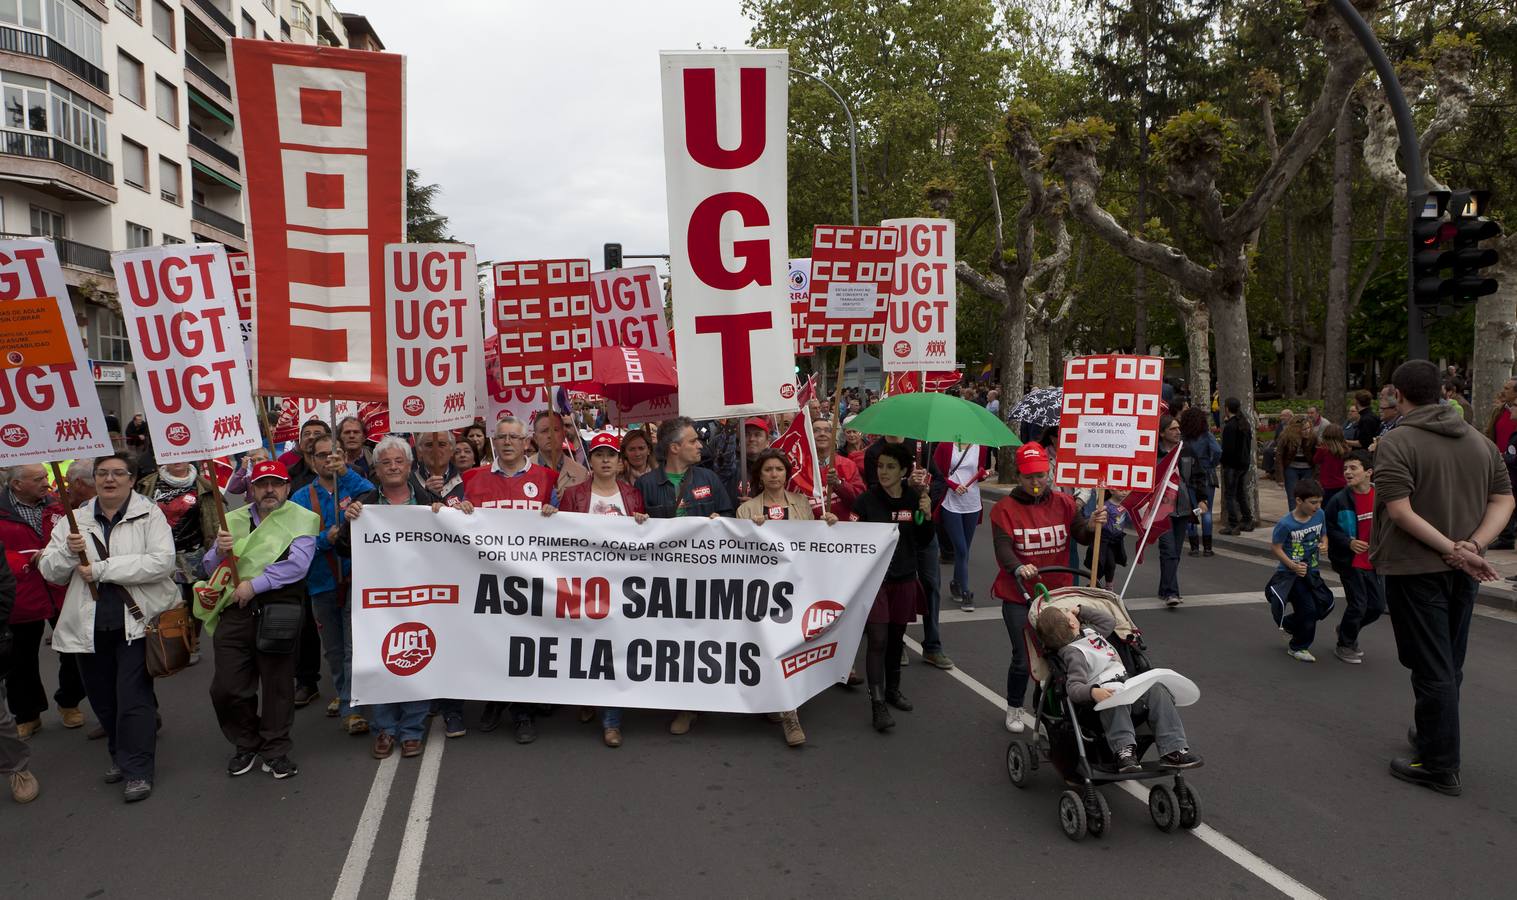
[1218,398,1255,534]
[636,417,734,520]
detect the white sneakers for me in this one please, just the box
[1005,707,1032,733]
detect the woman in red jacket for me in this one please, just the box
[988,444,1103,734]
[0,465,74,736]
[933,441,991,612]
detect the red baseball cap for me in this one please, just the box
[587,432,621,455]
[250,460,290,483]
[1015,443,1050,474]
[744,417,771,432]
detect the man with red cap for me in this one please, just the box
[989,442,1105,733]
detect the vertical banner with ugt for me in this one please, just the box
[1055,354,1165,490]
[384,244,480,431]
[232,38,405,401]
[111,244,263,462]
[661,50,794,418]
[881,218,955,371]
[0,239,112,463]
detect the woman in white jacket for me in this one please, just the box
[39,453,177,803]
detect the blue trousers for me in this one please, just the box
[371,701,430,741]
[940,509,979,595]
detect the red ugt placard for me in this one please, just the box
[492,259,593,388]
[806,225,898,347]
[1055,354,1164,490]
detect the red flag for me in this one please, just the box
[1120,446,1182,564]
[795,375,818,409]
[773,410,824,506]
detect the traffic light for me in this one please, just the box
[1448,190,1500,302]
[1412,190,1453,308]
[603,242,623,270]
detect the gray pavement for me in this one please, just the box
[5,504,1516,899]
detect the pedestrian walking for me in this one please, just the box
[1179,407,1219,558]
[1312,424,1351,507]
[1218,398,1255,534]
[38,454,179,802]
[1156,415,1194,607]
[0,551,39,804]
[0,465,78,736]
[1266,478,1334,663]
[1324,451,1384,664]
[1275,415,1316,501]
[934,440,990,612]
[1372,360,1513,797]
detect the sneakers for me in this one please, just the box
[1287,648,1317,663]
[780,710,806,747]
[1219,526,1240,536]
[949,580,963,600]
[960,598,975,613]
[1390,757,1461,796]
[123,779,152,803]
[603,727,622,748]
[9,770,38,803]
[344,714,370,735]
[513,718,537,745]
[262,756,299,779]
[899,648,910,667]
[16,719,40,739]
[443,713,467,739]
[401,740,423,758]
[1116,746,1141,773]
[669,711,698,735]
[227,751,259,776]
[1160,749,1203,768]
[293,685,319,708]
[373,733,395,759]
[1163,595,1182,608]
[1334,645,1364,664]
[1005,707,1030,733]
[58,707,84,728]
[884,690,913,712]
[326,697,341,717]
[922,651,955,670]
[104,765,124,784]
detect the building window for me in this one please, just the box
[0,0,44,30]
[4,79,48,133]
[163,234,184,244]
[122,137,147,189]
[241,10,255,38]
[1,71,108,159]
[29,205,64,239]
[0,1,104,68]
[155,77,177,126]
[290,1,311,32]
[152,0,174,48]
[118,51,145,107]
[159,155,180,203]
[263,0,273,11]
[97,309,132,363]
[115,0,139,20]
[126,221,151,249]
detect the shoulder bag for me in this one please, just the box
[94,532,197,678]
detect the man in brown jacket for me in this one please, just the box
[1371,360,1513,797]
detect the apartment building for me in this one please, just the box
[0,0,384,421]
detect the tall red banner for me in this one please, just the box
[227,250,254,361]
[1055,354,1164,490]
[806,225,897,347]
[491,259,593,388]
[232,39,404,401]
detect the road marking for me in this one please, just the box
[903,634,1327,900]
[333,753,400,900]
[388,718,447,900]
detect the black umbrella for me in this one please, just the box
[1006,387,1063,428]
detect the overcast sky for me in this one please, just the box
[355,0,756,269]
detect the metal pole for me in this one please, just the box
[794,69,859,227]
[1327,0,1427,359]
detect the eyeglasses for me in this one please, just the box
[94,469,131,479]
[494,434,528,442]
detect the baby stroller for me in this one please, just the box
[1004,567,1202,841]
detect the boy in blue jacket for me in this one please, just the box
[1323,450,1384,664]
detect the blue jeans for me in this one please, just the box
[1187,485,1216,540]
[1282,465,1310,502]
[1157,517,1187,598]
[602,707,623,729]
[1281,575,1332,651]
[940,509,979,595]
[1001,602,1030,708]
[310,591,354,717]
[371,701,430,740]
[1335,566,1386,649]
[916,534,944,654]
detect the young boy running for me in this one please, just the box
[1323,450,1384,664]
[1266,478,1335,662]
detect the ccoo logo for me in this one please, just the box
[801,600,844,641]
[383,622,436,676]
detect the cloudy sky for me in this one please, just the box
[355,0,756,268]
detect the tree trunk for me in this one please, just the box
[1322,100,1353,425]
[1029,322,1051,388]
[1472,232,1517,420]
[1181,302,1211,408]
[1307,338,1325,402]
[1279,209,1298,398]
[1210,276,1257,513]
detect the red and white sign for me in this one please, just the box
[788,258,813,356]
[481,332,550,425]
[0,239,112,464]
[806,225,898,347]
[384,243,479,431]
[661,50,795,417]
[591,266,668,354]
[227,251,254,362]
[881,218,955,371]
[232,38,405,401]
[1055,355,1164,489]
[111,244,262,462]
[890,370,961,394]
[773,408,824,507]
[492,259,593,388]
[272,397,386,442]
[381,622,436,676]
[609,391,679,427]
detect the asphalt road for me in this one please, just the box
[5,508,1516,900]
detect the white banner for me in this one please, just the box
[661,50,794,419]
[609,391,679,427]
[111,243,260,462]
[350,505,896,712]
[591,266,668,354]
[385,243,480,431]
[882,218,956,371]
[0,239,112,464]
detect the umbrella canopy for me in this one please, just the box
[847,392,1022,447]
[1007,386,1063,428]
[587,346,679,408]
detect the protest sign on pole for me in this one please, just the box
[350,505,896,711]
[227,251,255,362]
[273,397,362,442]
[0,239,112,465]
[491,259,593,389]
[232,38,404,401]
[111,244,263,462]
[482,339,550,425]
[590,267,668,354]
[788,258,813,356]
[1055,354,1164,490]
[608,392,679,427]
[881,217,955,371]
[661,50,795,418]
[806,225,898,347]
[384,243,479,431]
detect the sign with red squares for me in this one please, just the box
[227,251,253,361]
[232,39,404,401]
[806,225,898,347]
[1055,355,1165,490]
[492,259,594,388]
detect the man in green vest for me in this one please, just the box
[197,460,321,781]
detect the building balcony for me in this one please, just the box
[193,201,244,239]
[0,233,111,274]
[187,0,236,37]
[189,127,239,172]
[0,24,110,95]
[185,53,231,99]
[0,130,115,200]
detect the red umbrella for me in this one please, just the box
[588,346,679,408]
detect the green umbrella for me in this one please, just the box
[847,392,1023,447]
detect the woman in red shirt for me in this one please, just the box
[1312,423,1351,507]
